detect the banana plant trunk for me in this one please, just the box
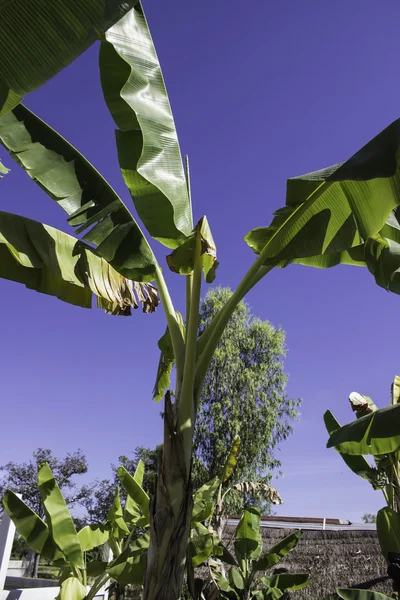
[143,392,193,600]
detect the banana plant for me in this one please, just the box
[324,375,400,594]
[2,461,150,600]
[188,437,283,600]
[4,3,400,600]
[209,508,309,600]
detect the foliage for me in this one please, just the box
[324,375,400,595]
[209,508,309,600]
[80,448,160,525]
[0,448,89,518]
[362,514,377,524]
[4,1,400,598]
[193,287,300,514]
[2,461,150,599]
[324,375,400,512]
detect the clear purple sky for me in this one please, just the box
[1,0,399,522]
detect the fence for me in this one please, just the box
[0,509,108,599]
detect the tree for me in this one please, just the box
[193,287,300,514]
[0,448,88,575]
[362,513,377,524]
[3,2,400,598]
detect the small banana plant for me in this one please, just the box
[211,508,309,600]
[187,437,288,600]
[2,461,150,600]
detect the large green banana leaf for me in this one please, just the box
[2,490,66,565]
[38,463,83,568]
[99,1,193,248]
[106,532,149,585]
[0,210,154,314]
[77,524,109,552]
[253,530,302,572]
[0,0,136,117]
[0,105,158,284]
[323,410,379,486]
[123,459,148,526]
[234,508,262,561]
[327,404,400,455]
[245,118,400,294]
[376,507,400,563]
[260,573,310,594]
[57,577,87,600]
[107,487,130,541]
[117,466,150,524]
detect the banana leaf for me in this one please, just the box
[153,312,185,401]
[192,477,220,526]
[123,460,147,526]
[253,530,302,572]
[99,1,193,248]
[117,466,150,524]
[190,522,215,568]
[56,576,86,600]
[77,524,109,552]
[2,490,66,565]
[106,533,149,585]
[245,118,400,296]
[327,404,400,455]
[234,508,262,561]
[38,463,83,568]
[166,216,218,282]
[107,487,130,541]
[219,435,241,483]
[376,507,400,563]
[0,0,136,116]
[260,573,310,594]
[0,105,158,284]
[323,410,378,485]
[0,210,153,314]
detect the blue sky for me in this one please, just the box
[1,0,399,522]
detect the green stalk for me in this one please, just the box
[195,262,273,394]
[155,264,185,382]
[186,275,193,339]
[108,536,121,558]
[85,574,111,600]
[178,231,202,466]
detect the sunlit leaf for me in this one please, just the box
[2,490,66,565]
[0,210,153,315]
[0,0,136,116]
[100,2,193,248]
[37,463,83,568]
[327,404,400,455]
[245,119,400,297]
[323,410,377,486]
[0,105,158,284]
[234,508,262,561]
[77,524,109,552]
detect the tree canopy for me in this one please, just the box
[0,448,88,518]
[193,287,300,513]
